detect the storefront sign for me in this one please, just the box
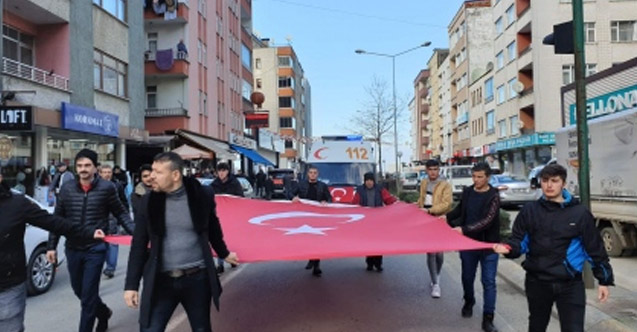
[258,129,285,153]
[0,106,32,131]
[495,132,555,151]
[472,146,484,157]
[228,132,257,150]
[61,102,119,137]
[568,84,637,125]
[245,113,269,128]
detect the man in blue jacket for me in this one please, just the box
[494,164,613,332]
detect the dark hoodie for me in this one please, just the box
[446,184,501,243]
[504,190,614,285]
[211,175,244,197]
[0,181,96,292]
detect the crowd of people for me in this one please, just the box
[0,148,615,332]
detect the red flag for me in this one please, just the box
[105,196,494,262]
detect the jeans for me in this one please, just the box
[460,250,499,315]
[66,243,109,332]
[104,243,119,273]
[0,283,26,332]
[427,252,444,285]
[142,270,212,332]
[525,274,586,332]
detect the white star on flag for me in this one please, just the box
[275,224,336,236]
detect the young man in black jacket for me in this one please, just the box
[46,149,134,332]
[0,172,104,332]
[446,162,500,332]
[124,152,238,332]
[290,166,332,276]
[494,164,613,332]
[210,162,243,274]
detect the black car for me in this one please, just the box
[268,168,295,198]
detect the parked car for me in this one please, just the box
[197,178,214,186]
[19,190,66,296]
[528,158,557,189]
[441,165,474,199]
[268,168,295,198]
[489,175,541,207]
[401,171,420,191]
[237,177,255,198]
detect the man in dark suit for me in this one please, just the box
[124,152,238,332]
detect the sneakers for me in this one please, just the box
[216,264,225,274]
[95,305,112,332]
[482,313,498,332]
[461,299,475,318]
[312,267,322,277]
[431,284,441,298]
[366,264,374,271]
[102,270,114,279]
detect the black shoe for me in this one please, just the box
[312,267,322,277]
[231,263,238,268]
[366,264,374,271]
[461,299,474,318]
[102,270,114,279]
[305,261,314,270]
[482,314,498,332]
[95,306,112,332]
[375,265,383,272]
[216,265,225,274]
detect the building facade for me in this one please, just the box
[412,69,430,162]
[426,49,449,160]
[0,0,145,196]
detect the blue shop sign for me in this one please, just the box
[568,84,637,125]
[61,103,119,137]
[495,132,555,151]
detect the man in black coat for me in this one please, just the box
[46,149,134,332]
[131,164,153,216]
[210,162,242,274]
[99,164,130,279]
[255,168,267,198]
[124,152,238,331]
[0,172,104,332]
[290,166,332,276]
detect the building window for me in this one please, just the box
[457,48,466,64]
[278,76,294,88]
[585,22,596,43]
[255,58,261,69]
[506,5,515,27]
[284,140,294,149]
[146,86,157,108]
[495,17,504,36]
[497,84,506,104]
[498,119,507,138]
[484,78,494,102]
[241,43,251,71]
[242,79,252,101]
[486,111,495,134]
[508,78,518,99]
[611,21,637,42]
[496,51,504,69]
[586,64,597,76]
[278,56,293,67]
[562,64,597,85]
[507,41,516,62]
[147,33,158,53]
[2,25,34,66]
[510,115,519,136]
[280,117,295,128]
[256,78,262,89]
[279,97,294,108]
[93,0,126,22]
[94,49,127,98]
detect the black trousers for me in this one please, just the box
[365,256,383,267]
[525,274,586,332]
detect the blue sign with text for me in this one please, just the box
[61,103,119,137]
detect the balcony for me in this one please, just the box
[144,2,188,25]
[145,107,189,118]
[2,57,70,91]
[283,148,297,159]
[6,0,69,23]
[455,112,469,126]
[144,51,189,78]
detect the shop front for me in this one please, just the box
[0,106,35,196]
[495,132,555,177]
[229,132,274,177]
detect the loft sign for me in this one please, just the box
[568,84,637,125]
[0,106,33,131]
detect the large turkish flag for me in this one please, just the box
[214,195,493,262]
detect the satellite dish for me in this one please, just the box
[486,62,494,71]
[517,120,526,129]
[513,81,525,93]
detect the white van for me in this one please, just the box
[440,165,474,199]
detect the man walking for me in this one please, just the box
[46,149,135,332]
[256,168,267,198]
[494,164,613,332]
[446,162,500,332]
[211,162,243,274]
[124,152,239,332]
[49,162,74,199]
[290,166,332,276]
[0,172,104,332]
[417,159,453,298]
[352,172,397,272]
[131,164,153,215]
[99,164,130,279]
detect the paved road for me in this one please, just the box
[26,246,564,332]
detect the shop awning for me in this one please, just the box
[230,144,275,166]
[172,144,213,160]
[176,130,236,160]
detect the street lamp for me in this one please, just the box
[355,41,431,184]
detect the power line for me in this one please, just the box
[258,0,448,29]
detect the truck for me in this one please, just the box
[304,135,376,203]
[555,108,637,257]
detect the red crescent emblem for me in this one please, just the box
[313,147,328,160]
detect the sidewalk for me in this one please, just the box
[497,258,637,332]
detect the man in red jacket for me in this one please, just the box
[352,172,397,271]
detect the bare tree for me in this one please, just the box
[349,76,396,175]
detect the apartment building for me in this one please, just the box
[252,41,311,168]
[439,54,454,163]
[0,0,144,196]
[412,69,430,162]
[425,49,449,160]
[468,68,497,167]
[448,0,493,163]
